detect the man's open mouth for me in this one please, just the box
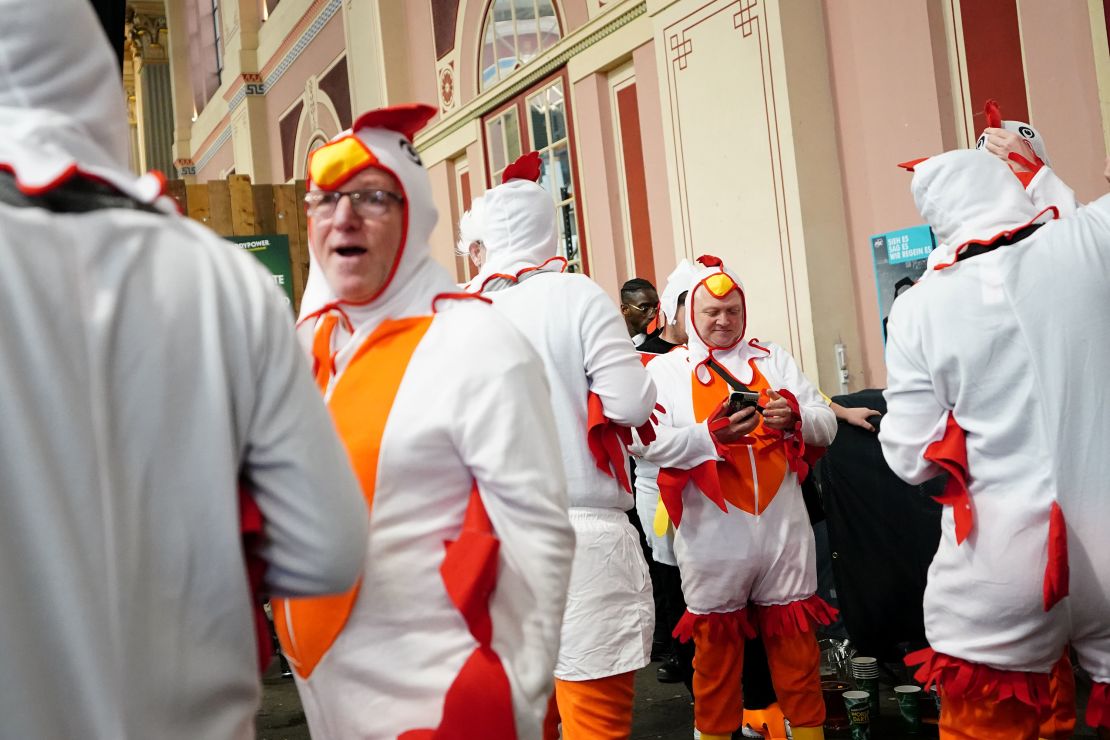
[335,246,368,257]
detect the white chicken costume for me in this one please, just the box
[0,2,368,738]
[634,256,837,740]
[880,149,1110,737]
[919,100,1079,279]
[273,108,575,740]
[472,153,658,739]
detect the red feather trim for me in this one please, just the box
[351,103,437,141]
[905,647,1053,717]
[924,413,975,545]
[756,595,838,638]
[672,608,757,644]
[984,99,1002,129]
[696,254,723,268]
[501,151,543,184]
[1043,502,1069,612]
[1086,681,1110,730]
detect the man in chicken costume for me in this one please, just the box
[881,148,1110,740]
[471,152,658,739]
[272,107,576,740]
[634,256,837,740]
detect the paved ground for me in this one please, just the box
[257,658,1100,739]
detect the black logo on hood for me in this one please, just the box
[1018,125,1036,139]
[400,139,423,166]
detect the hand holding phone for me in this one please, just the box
[727,391,763,416]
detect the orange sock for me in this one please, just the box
[1039,651,1076,739]
[763,630,824,728]
[690,618,745,735]
[554,671,636,740]
[939,684,1040,740]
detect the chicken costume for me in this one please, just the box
[880,149,1110,738]
[472,153,658,739]
[634,256,837,740]
[0,2,368,738]
[921,100,1079,278]
[272,110,575,740]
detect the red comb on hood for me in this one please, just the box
[351,103,437,142]
[696,255,723,268]
[898,157,929,172]
[984,99,1002,129]
[501,151,542,184]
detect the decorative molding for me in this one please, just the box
[174,159,196,176]
[125,6,168,66]
[195,126,233,172]
[262,0,342,93]
[438,59,457,113]
[416,0,648,152]
[226,73,267,109]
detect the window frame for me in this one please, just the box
[480,68,589,275]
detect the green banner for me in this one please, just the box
[227,234,294,308]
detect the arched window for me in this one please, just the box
[479,0,561,91]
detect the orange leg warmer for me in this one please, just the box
[553,671,636,740]
[690,618,746,735]
[762,629,825,728]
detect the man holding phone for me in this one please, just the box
[634,256,837,740]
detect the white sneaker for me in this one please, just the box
[740,726,764,739]
[692,730,701,740]
[784,718,793,739]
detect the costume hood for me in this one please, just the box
[0,0,172,209]
[911,150,1056,273]
[469,152,563,293]
[298,104,456,342]
[974,98,1050,167]
[456,194,487,255]
[660,259,696,327]
[684,255,769,386]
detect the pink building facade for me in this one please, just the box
[157,0,1110,390]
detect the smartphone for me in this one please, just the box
[727,391,763,415]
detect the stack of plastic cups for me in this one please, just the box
[851,657,880,716]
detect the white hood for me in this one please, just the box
[0,0,170,208]
[684,256,769,386]
[470,178,562,292]
[911,150,1055,274]
[297,105,455,351]
[660,259,696,327]
[456,194,486,255]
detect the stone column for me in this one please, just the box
[127,4,175,176]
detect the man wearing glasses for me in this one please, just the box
[273,105,574,740]
[633,256,837,740]
[620,277,660,347]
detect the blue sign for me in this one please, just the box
[870,225,936,341]
[874,224,935,265]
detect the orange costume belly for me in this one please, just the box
[691,363,788,515]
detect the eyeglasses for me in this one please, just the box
[304,189,405,219]
[622,302,658,315]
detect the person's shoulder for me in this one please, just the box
[431,295,541,368]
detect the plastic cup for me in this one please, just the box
[855,676,879,714]
[894,685,923,733]
[843,690,871,740]
[822,679,852,731]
